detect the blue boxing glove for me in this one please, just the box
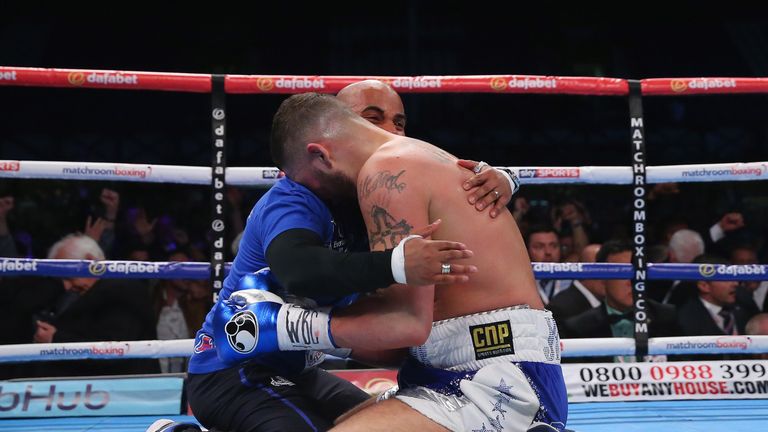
[213,269,341,365]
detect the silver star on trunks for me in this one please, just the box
[493,377,513,394]
[488,415,504,432]
[495,392,512,405]
[492,399,508,419]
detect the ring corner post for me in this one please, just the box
[210,74,227,303]
[627,80,650,361]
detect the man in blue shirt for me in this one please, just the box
[184,81,519,432]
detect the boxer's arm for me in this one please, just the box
[329,156,434,350]
[266,228,393,297]
[266,227,474,298]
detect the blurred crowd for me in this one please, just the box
[0,178,766,379]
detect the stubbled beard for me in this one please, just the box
[316,171,358,205]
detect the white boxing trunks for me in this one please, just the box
[394,306,568,432]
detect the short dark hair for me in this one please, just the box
[270,93,353,173]
[525,224,558,246]
[596,240,633,263]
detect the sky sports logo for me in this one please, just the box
[517,168,580,179]
[262,169,282,179]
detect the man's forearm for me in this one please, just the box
[330,284,433,350]
[571,224,589,256]
[267,229,394,298]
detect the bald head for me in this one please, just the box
[337,80,406,136]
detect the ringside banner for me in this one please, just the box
[0,376,183,418]
[563,360,768,402]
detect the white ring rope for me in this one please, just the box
[1,160,767,185]
[1,335,766,363]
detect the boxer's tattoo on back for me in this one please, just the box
[359,170,407,200]
[368,205,413,249]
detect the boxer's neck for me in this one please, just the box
[335,116,393,181]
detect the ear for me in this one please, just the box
[306,143,333,171]
[696,280,709,294]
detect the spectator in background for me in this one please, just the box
[646,183,684,240]
[125,240,151,261]
[746,313,768,360]
[0,194,18,257]
[28,233,158,377]
[153,250,211,373]
[707,212,746,254]
[730,243,767,313]
[526,224,572,305]
[226,187,246,256]
[548,244,604,327]
[83,188,120,258]
[677,254,754,339]
[0,275,63,379]
[119,205,172,260]
[509,196,531,235]
[562,240,678,362]
[658,218,690,246]
[668,229,705,264]
[552,198,592,262]
[662,229,706,306]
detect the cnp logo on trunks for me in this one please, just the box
[469,320,514,360]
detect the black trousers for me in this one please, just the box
[187,365,369,432]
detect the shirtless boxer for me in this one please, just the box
[184,81,519,432]
[217,93,567,431]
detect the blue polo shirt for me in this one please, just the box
[189,177,353,374]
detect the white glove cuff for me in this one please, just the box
[276,305,335,351]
